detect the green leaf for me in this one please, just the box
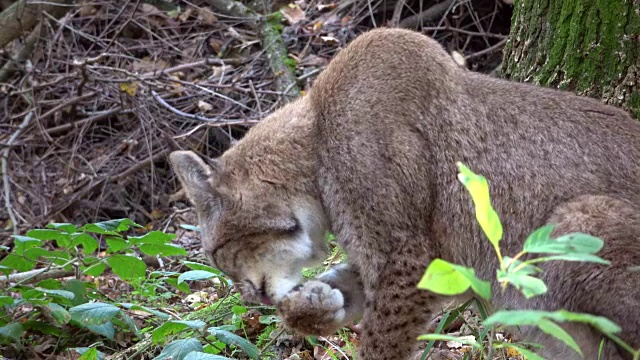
[26,229,72,247]
[456,162,503,246]
[46,303,72,325]
[258,315,281,324]
[139,243,187,257]
[107,255,146,281]
[497,272,547,299]
[524,231,604,255]
[178,270,220,284]
[106,237,128,252]
[182,261,221,274]
[0,322,23,341]
[80,218,142,234]
[484,310,621,335]
[0,236,42,272]
[73,347,106,360]
[77,347,98,360]
[69,302,121,325]
[73,233,99,254]
[83,261,107,277]
[154,339,203,360]
[533,253,610,265]
[152,320,206,343]
[232,306,248,315]
[86,322,115,340]
[120,311,141,337]
[538,318,582,356]
[0,296,14,306]
[120,303,170,320]
[129,231,177,245]
[46,223,78,234]
[417,259,491,300]
[37,288,75,300]
[208,327,260,360]
[184,352,234,360]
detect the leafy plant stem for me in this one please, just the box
[259,326,286,354]
[7,256,79,291]
[486,325,496,359]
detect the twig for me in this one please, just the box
[399,0,456,29]
[151,90,225,122]
[0,0,74,48]
[464,38,508,60]
[2,112,33,234]
[38,91,98,122]
[0,268,75,286]
[390,0,406,27]
[0,23,43,83]
[44,108,130,136]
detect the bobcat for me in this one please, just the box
[169,28,640,359]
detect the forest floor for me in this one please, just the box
[0,0,518,359]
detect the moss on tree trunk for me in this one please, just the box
[503,0,640,119]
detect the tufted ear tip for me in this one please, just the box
[169,150,219,200]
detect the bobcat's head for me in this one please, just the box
[169,147,329,306]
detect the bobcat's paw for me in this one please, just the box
[277,280,346,336]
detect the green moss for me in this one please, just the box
[284,57,297,72]
[629,91,640,120]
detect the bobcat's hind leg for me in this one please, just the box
[277,263,365,336]
[521,195,640,360]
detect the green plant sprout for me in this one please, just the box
[417,162,640,360]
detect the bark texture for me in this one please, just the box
[503,0,640,119]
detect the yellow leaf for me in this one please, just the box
[506,347,521,357]
[119,81,139,96]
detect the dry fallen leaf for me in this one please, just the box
[198,7,218,25]
[281,4,307,25]
[178,7,194,22]
[198,100,214,112]
[120,81,139,96]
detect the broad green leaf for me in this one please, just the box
[83,261,107,277]
[0,296,14,306]
[497,272,547,299]
[46,223,78,234]
[106,255,146,281]
[552,310,621,335]
[69,302,121,325]
[258,315,281,324]
[0,236,42,272]
[208,327,260,359]
[184,352,234,360]
[503,256,542,275]
[36,288,75,300]
[182,261,221,274]
[524,232,604,255]
[86,322,115,340]
[73,233,99,254]
[129,231,176,245]
[46,303,72,325]
[105,237,128,252]
[538,318,581,356]
[232,306,248,315]
[418,259,491,300]
[73,347,106,360]
[178,270,220,284]
[77,347,98,360]
[80,218,142,234]
[26,229,72,247]
[456,162,503,246]
[154,339,203,360]
[484,310,621,335]
[36,279,63,289]
[0,322,23,341]
[139,243,187,257]
[152,320,207,343]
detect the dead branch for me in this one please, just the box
[2,111,33,233]
[399,0,456,29]
[0,0,74,49]
[0,22,42,82]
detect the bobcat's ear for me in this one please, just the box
[169,151,220,202]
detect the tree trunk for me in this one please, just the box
[502,0,640,119]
